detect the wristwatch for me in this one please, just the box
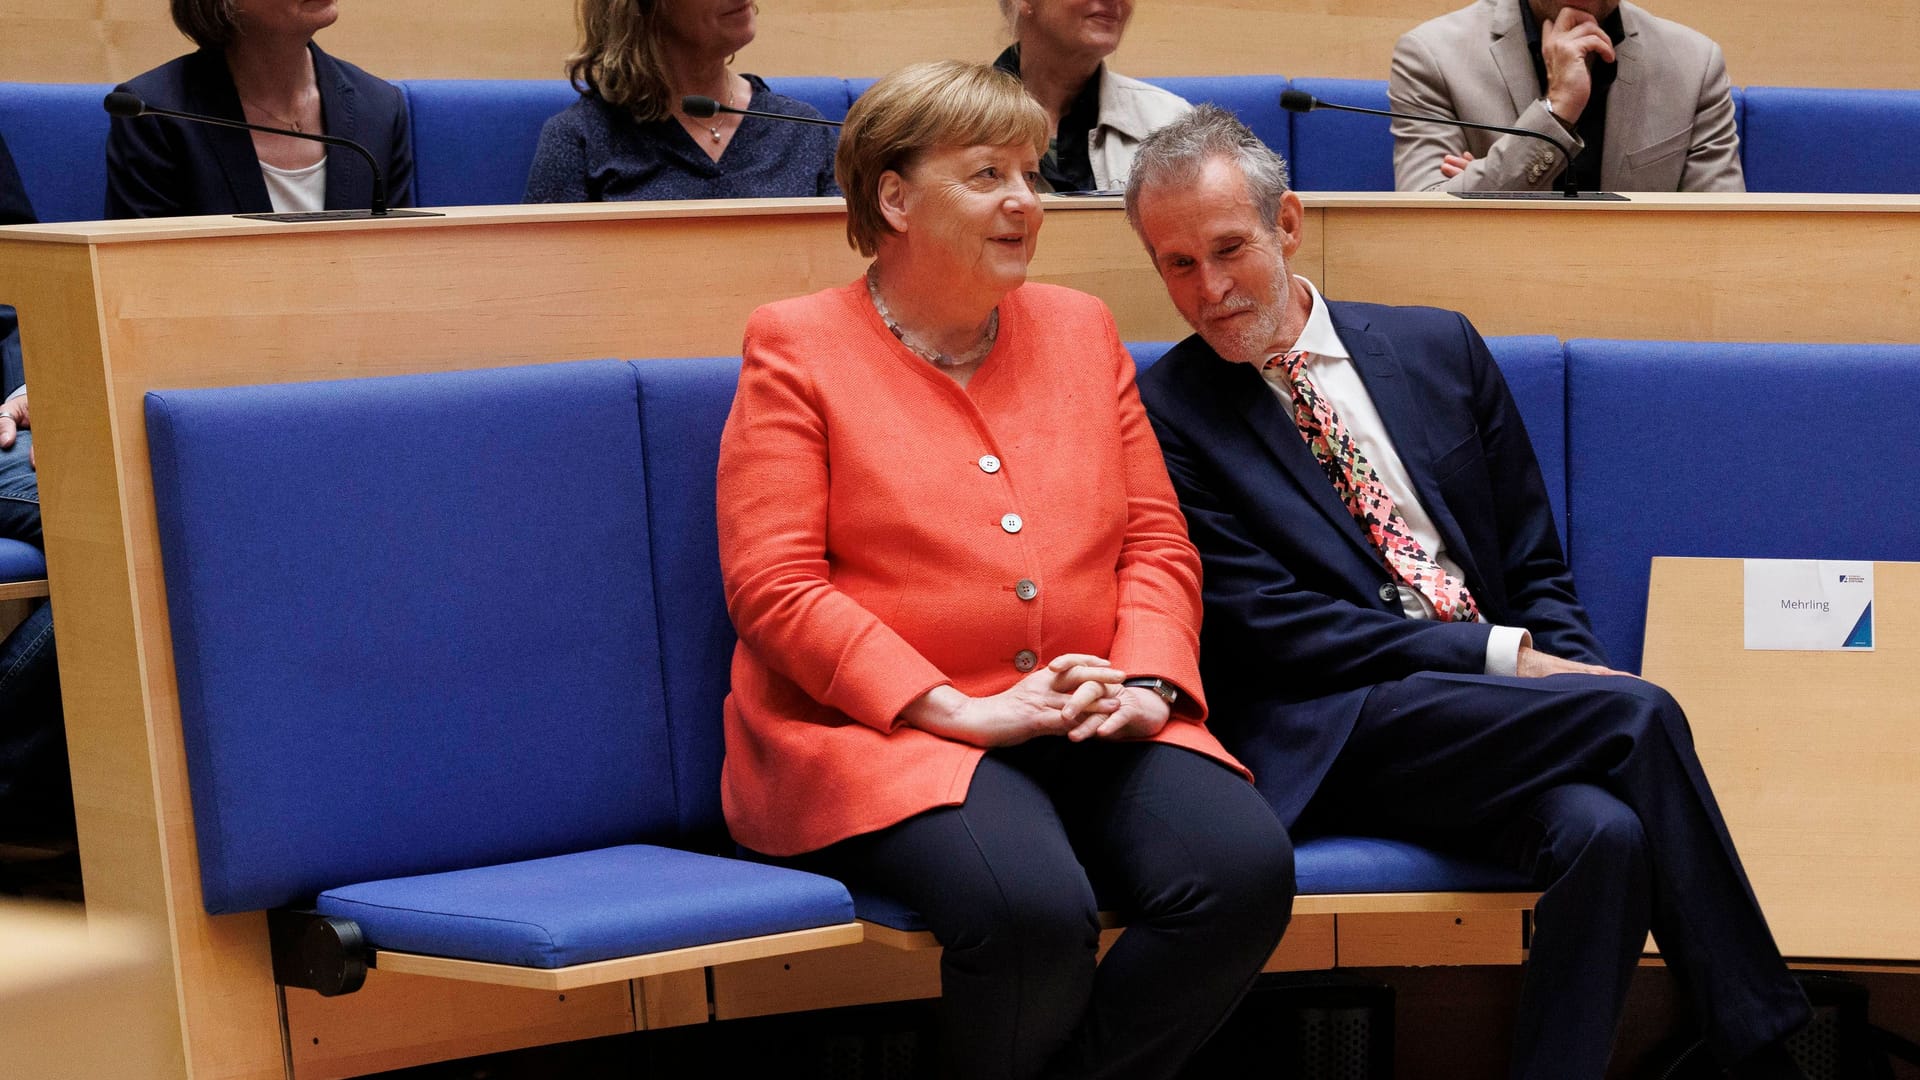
[1121,677,1179,706]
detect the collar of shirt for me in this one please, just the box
[1260,276,1349,377]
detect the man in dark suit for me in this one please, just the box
[1124,105,1809,1080]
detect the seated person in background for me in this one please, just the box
[106,0,414,218]
[0,130,71,851]
[718,61,1292,1079]
[992,0,1188,191]
[1126,107,1807,1080]
[525,0,838,202]
[1390,0,1743,192]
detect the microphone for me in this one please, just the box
[102,90,439,220]
[681,95,843,128]
[1279,89,1617,201]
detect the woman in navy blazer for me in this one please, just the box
[105,0,412,218]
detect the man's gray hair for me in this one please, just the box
[1124,105,1293,239]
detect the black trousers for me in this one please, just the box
[802,739,1295,1080]
[1300,671,1811,1080]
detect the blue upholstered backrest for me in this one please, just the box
[0,82,115,223]
[1127,336,1568,549]
[1148,77,1292,166]
[1742,87,1920,193]
[1567,340,1920,673]
[401,77,851,208]
[399,80,579,208]
[630,357,743,841]
[147,361,677,913]
[1286,78,1395,192]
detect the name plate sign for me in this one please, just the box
[1743,559,1875,651]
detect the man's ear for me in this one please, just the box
[877,170,910,235]
[1275,189,1306,260]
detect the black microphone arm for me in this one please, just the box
[1278,89,1591,199]
[103,89,430,219]
[681,95,843,128]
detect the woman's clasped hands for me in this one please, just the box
[901,654,1171,748]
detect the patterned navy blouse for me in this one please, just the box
[523,75,840,202]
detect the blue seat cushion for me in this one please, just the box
[1149,76,1291,165]
[0,538,43,582]
[317,845,855,969]
[1292,835,1530,894]
[852,835,1528,932]
[0,82,115,222]
[399,79,580,207]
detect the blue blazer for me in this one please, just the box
[105,44,413,218]
[1138,300,1606,824]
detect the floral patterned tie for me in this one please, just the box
[1265,350,1481,622]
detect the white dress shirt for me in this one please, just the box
[1260,276,1529,676]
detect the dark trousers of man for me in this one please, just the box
[1298,671,1811,1080]
[801,739,1295,1080]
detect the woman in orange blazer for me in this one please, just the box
[717,62,1294,1080]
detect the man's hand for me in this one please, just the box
[1439,151,1476,179]
[901,654,1126,748]
[0,391,29,468]
[1068,685,1171,743]
[1541,7,1616,124]
[1516,643,1632,679]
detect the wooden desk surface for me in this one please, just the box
[1642,558,1920,963]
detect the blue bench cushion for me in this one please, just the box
[1287,77,1395,192]
[763,77,854,123]
[0,82,115,223]
[1567,339,1920,672]
[1742,87,1920,194]
[0,538,44,582]
[316,844,853,968]
[852,835,1529,932]
[148,360,679,913]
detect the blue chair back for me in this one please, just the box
[1149,76,1291,165]
[147,360,679,913]
[1567,340,1920,672]
[764,77,855,122]
[1286,77,1396,191]
[400,79,579,207]
[630,357,744,842]
[1741,87,1920,193]
[0,82,115,222]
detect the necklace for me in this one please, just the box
[866,265,1000,369]
[694,79,738,144]
[246,99,306,133]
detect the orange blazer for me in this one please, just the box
[717,279,1246,856]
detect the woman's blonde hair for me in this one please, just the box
[566,0,676,121]
[836,61,1050,257]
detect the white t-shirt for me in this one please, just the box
[259,158,327,214]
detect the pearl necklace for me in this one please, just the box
[866,265,999,369]
[695,81,739,144]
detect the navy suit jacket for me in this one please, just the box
[1138,300,1606,825]
[105,45,413,218]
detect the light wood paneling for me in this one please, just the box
[0,580,50,601]
[635,969,710,1029]
[1337,910,1528,967]
[284,969,634,1080]
[1267,912,1337,972]
[372,923,864,990]
[0,0,1911,89]
[1641,558,1920,962]
[0,901,174,1080]
[711,939,943,1020]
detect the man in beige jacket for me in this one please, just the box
[1390,0,1743,192]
